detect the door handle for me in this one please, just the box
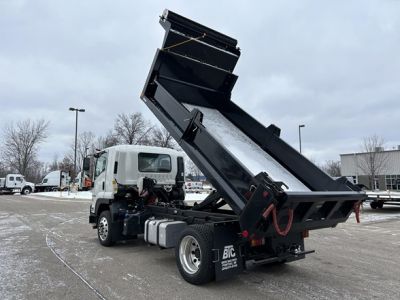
[102,181,105,190]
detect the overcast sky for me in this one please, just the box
[1,0,399,165]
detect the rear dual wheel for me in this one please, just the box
[175,225,215,285]
[370,201,384,209]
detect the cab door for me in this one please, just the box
[15,176,24,189]
[5,176,15,188]
[92,152,108,201]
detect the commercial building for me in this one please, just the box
[340,148,400,190]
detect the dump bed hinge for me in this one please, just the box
[181,108,203,142]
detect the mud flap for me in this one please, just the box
[213,221,243,281]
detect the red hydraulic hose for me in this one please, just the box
[262,203,275,219]
[354,201,361,223]
[262,203,294,237]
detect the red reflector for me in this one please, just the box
[263,191,269,198]
[302,230,309,238]
[241,230,249,238]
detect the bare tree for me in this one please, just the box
[0,161,11,177]
[357,134,388,189]
[1,119,49,177]
[49,154,59,171]
[186,159,203,181]
[59,156,74,176]
[67,131,95,174]
[114,113,153,145]
[322,160,341,177]
[150,126,176,148]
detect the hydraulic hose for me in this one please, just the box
[262,203,294,237]
[354,201,361,223]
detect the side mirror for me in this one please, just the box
[83,157,90,171]
[91,181,95,188]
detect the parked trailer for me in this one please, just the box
[90,9,366,285]
[35,170,70,192]
[366,190,400,209]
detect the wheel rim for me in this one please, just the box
[23,189,30,195]
[98,217,109,241]
[179,235,201,275]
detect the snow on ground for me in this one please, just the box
[358,203,400,223]
[184,192,209,206]
[34,191,92,200]
[32,191,208,203]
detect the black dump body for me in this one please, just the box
[141,9,366,239]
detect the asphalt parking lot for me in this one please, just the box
[1,194,400,300]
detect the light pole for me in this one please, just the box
[69,107,85,180]
[298,124,305,153]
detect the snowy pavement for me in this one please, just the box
[31,190,210,204]
[33,191,93,200]
[1,194,400,299]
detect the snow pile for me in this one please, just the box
[33,191,207,203]
[34,191,92,200]
[183,104,310,192]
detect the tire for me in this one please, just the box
[97,210,115,246]
[175,224,215,285]
[377,201,384,209]
[370,202,378,209]
[21,187,32,195]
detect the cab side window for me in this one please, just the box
[95,153,108,179]
[138,153,171,173]
[9,176,14,181]
[16,177,22,182]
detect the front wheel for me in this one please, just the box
[21,187,32,195]
[97,210,115,246]
[175,225,215,285]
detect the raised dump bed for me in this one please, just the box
[142,9,365,232]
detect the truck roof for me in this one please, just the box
[105,144,183,157]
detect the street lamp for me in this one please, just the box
[69,107,85,180]
[298,124,305,153]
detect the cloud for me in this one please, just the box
[0,0,399,165]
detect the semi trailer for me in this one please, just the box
[34,170,70,192]
[366,190,400,209]
[89,9,366,285]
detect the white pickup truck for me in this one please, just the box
[0,174,35,195]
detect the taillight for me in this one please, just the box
[250,238,265,247]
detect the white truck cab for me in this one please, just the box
[0,174,35,195]
[89,145,185,219]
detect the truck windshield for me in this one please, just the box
[138,153,171,173]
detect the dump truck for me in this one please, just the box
[89,9,366,285]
